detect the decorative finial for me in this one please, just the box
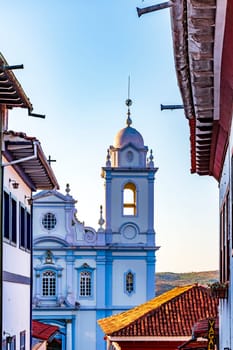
[66,183,71,196]
[147,149,154,168]
[125,76,132,127]
[98,205,105,230]
[106,148,111,167]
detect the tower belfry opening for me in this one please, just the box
[123,182,137,216]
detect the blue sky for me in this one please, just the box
[2,0,219,272]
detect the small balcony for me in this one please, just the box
[208,281,229,299]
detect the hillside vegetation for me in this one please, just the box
[156,270,219,296]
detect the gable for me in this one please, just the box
[33,190,72,203]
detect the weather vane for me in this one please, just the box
[125,75,132,127]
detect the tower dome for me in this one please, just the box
[114,126,144,149]
[113,97,144,149]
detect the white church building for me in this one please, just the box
[32,104,159,350]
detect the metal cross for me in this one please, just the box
[47,155,56,166]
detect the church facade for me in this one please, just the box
[32,107,159,350]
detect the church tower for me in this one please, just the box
[31,98,160,350]
[101,98,159,304]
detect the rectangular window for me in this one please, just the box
[3,191,10,240]
[42,271,56,296]
[2,336,16,350]
[20,330,26,350]
[20,205,26,248]
[3,191,17,245]
[26,212,31,251]
[10,336,16,350]
[220,192,230,283]
[11,198,17,244]
[80,271,92,297]
[20,205,31,251]
[226,193,230,281]
[2,339,7,350]
[220,203,225,282]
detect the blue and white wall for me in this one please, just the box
[32,119,159,350]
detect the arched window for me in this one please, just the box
[80,271,92,297]
[42,270,56,296]
[125,271,135,295]
[123,183,137,216]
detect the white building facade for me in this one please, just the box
[1,53,58,350]
[3,155,32,350]
[32,109,159,350]
[2,131,58,350]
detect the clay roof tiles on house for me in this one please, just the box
[178,339,208,350]
[98,285,218,337]
[32,320,59,341]
[192,317,219,338]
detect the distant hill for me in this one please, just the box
[156,270,219,296]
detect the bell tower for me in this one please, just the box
[101,99,158,248]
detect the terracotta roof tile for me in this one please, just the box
[32,320,59,341]
[193,317,219,338]
[98,285,218,337]
[179,339,208,350]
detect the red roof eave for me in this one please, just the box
[189,118,196,174]
[3,131,59,190]
[0,52,33,111]
[210,0,233,181]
